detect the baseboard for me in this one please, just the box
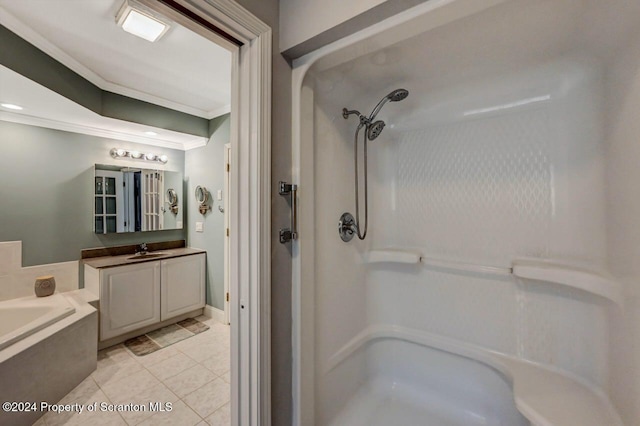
[203,304,226,324]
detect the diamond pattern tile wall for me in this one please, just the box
[395,108,552,266]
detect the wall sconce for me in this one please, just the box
[195,185,211,214]
[110,148,168,164]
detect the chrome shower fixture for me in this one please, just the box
[338,88,409,242]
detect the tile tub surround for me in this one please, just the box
[41,316,230,426]
[0,292,97,426]
[0,241,78,302]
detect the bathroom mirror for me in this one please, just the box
[94,164,183,233]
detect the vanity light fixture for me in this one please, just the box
[1,103,23,110]
[110,148,168,164]
[116,0,170,42]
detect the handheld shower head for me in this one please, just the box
[388,88,409,102]
[369,88,409,121]
[367,120,386,140]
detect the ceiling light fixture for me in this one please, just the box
[1,103,24,110]
[110,148,168,164]
[116,1,170,42]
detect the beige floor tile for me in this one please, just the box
[99,365,179,425]
[199,349,230,376]
[206,402,230,426]
[56,376,100,405]
[98,344,134,363]
[136,400,201,426]
[32,415,46,426]
[220,370,231,384]
[163,364,217,398]
[183,378,230,419]
[146,352,197,381]
[92,355,145,387]
[112,385,178,426]
[44,389,122,426]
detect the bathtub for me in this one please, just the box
[0,294,75,351]
[0,292,97,426]
[292,0,635,424]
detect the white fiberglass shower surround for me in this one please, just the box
[292,0,640,425]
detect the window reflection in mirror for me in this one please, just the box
[94,164,183,233]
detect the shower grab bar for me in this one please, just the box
[279,181,298,243]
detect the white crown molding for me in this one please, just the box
[0,6,227,120]
[0,111,207,151]
[208,103,232,119]
[183,137,209,150]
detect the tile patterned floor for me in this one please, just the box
[34,316,230,426]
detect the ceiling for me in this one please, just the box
[0,0,232,119]
[0,65,208,150]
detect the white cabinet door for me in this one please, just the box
[160,254,206,321]
[100,261,161,340]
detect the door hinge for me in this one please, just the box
[226,163,230,172]
[226,292,229,302]
[226,228,229,237]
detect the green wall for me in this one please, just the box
[0,121,186,267]
[185,114,229,309]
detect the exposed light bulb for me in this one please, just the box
[159,155,168,163]
[130,151,142,159]
[145,153,156,161]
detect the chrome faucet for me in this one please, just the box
[136,243,148,255]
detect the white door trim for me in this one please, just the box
[139,1,272,425]
[224,143,231,325]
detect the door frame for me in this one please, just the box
[140,1,272,425]
[224,143,231,325]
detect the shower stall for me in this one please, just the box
[292,0,640,425]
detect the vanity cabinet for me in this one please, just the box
[161,255,206,320]
[84,252,206,341]
[99,261,161,340]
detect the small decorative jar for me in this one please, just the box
[34,275,56,297]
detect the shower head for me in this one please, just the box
[368,88,409,121]
[367,120,386,140]
[388,88,409,102]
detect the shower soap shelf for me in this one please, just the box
[366,249,421,264]
[365,249,622,305]
[511,258,623,306]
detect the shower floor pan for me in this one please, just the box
[318,329,621,426]
[322,337,528,426]
[329,378,506,426]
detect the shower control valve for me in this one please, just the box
[338,212,357,242]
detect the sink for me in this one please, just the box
[126,251,172,260]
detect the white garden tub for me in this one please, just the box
[0,291,97,426]
[0,293,75,351]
